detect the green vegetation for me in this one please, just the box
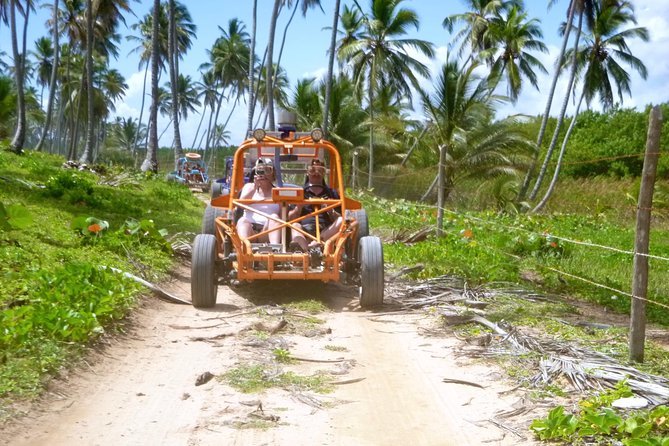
[530,381,669,444]
[222,364,333,394]
[0,150,201,405]
[363,191,669,325]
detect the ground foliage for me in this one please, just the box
[0,150,202,408]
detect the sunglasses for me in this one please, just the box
[307,166,325,175]
[255,167,272,176]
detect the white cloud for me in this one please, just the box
[124,70,148,101]
[301,67,327,82]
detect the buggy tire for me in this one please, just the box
[191,234,218,308]
[345,209,369,261]
[211,182,223,199]
[348,209,368,239]
[202,204,224,234]
[165,173,177,182]
[359,236,384,308]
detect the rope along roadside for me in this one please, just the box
[363,197,669,311]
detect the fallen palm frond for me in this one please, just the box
[102,265,191,304]
[387,226,435,244]
[168,232,195,259]
[456,315,669,405]
[387,276,669,405]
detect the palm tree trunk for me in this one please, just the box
[142,0,161,173]
[367,75,375,189]
[322,0,341,137]
[36,0,60,152]
[9,0,26,154]
[400,123,430,167]
[202,98,216,152]
[205,90,224,156]
[251,47,268,129]
[529,10,583,201]
[246,0,258,134]
[266,0,281,131]
[275,1,296,73]
[519,0,576,201]
[532,88,585,213]
[132,65,149,155]
[221,96,239,132]
[159,118,173,142]
[168,0,183,167]
[80,0,95,164]
[190,102,208,149]
[70,80,86,160]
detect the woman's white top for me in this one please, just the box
[244,188,280,226]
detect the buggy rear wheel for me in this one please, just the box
[359,236,384,308]
[211,182,223,199]
[202,204,224,234]
[347,209,368,242]
[345,209,369,262]
[191,234,218,308]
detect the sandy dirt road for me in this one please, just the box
[0,264,540,446]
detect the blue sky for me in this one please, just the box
[1,0,668,147]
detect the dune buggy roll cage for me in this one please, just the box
[208,128,363,282]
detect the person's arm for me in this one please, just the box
[288,204,303,220]
[238,182,255,199]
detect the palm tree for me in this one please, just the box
[289,73,367,172]
[31,37,54,103]
[79,0,95,164]
[246,0,257,134]
[35,0,59,153]
[529,0,596,201]
[420,59,534,201]
[486,5,548,102]
[321,74,368,162]
[167,0,182,161]
[201,18,249,152]
[275,1,324,79]
[108,116,146,155]
[142,0,160,173]
[443,0,522,64]
[322,0,341,137]
[128,1,196,155]
[255,63,290,127]
[164,74,200,122]
[0,75,17,140]
[533,0,648,212]
[7,0,35,154]
[265,0,281,131]
[192,69,217,149]
[291,77,321,129]
[166,0,196,162]
[336,5,363,63]
[338,0,434,188]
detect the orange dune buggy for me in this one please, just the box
[190,126,384,309]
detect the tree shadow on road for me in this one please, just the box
[225,280,359,312]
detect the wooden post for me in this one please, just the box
[436,144,446,237]
[629,106,663,363]
[352,151,358,190]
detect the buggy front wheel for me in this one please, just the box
[359,236,384,308]
[191,234,218,308]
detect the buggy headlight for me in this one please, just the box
[311,128,323,142]
[253,128,266,141]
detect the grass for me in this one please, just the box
[221,363,334,394]
[360,188,669,326]
[0,150,202,407]
[4,149,669,443]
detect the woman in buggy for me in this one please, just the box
[288,159,343,253]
